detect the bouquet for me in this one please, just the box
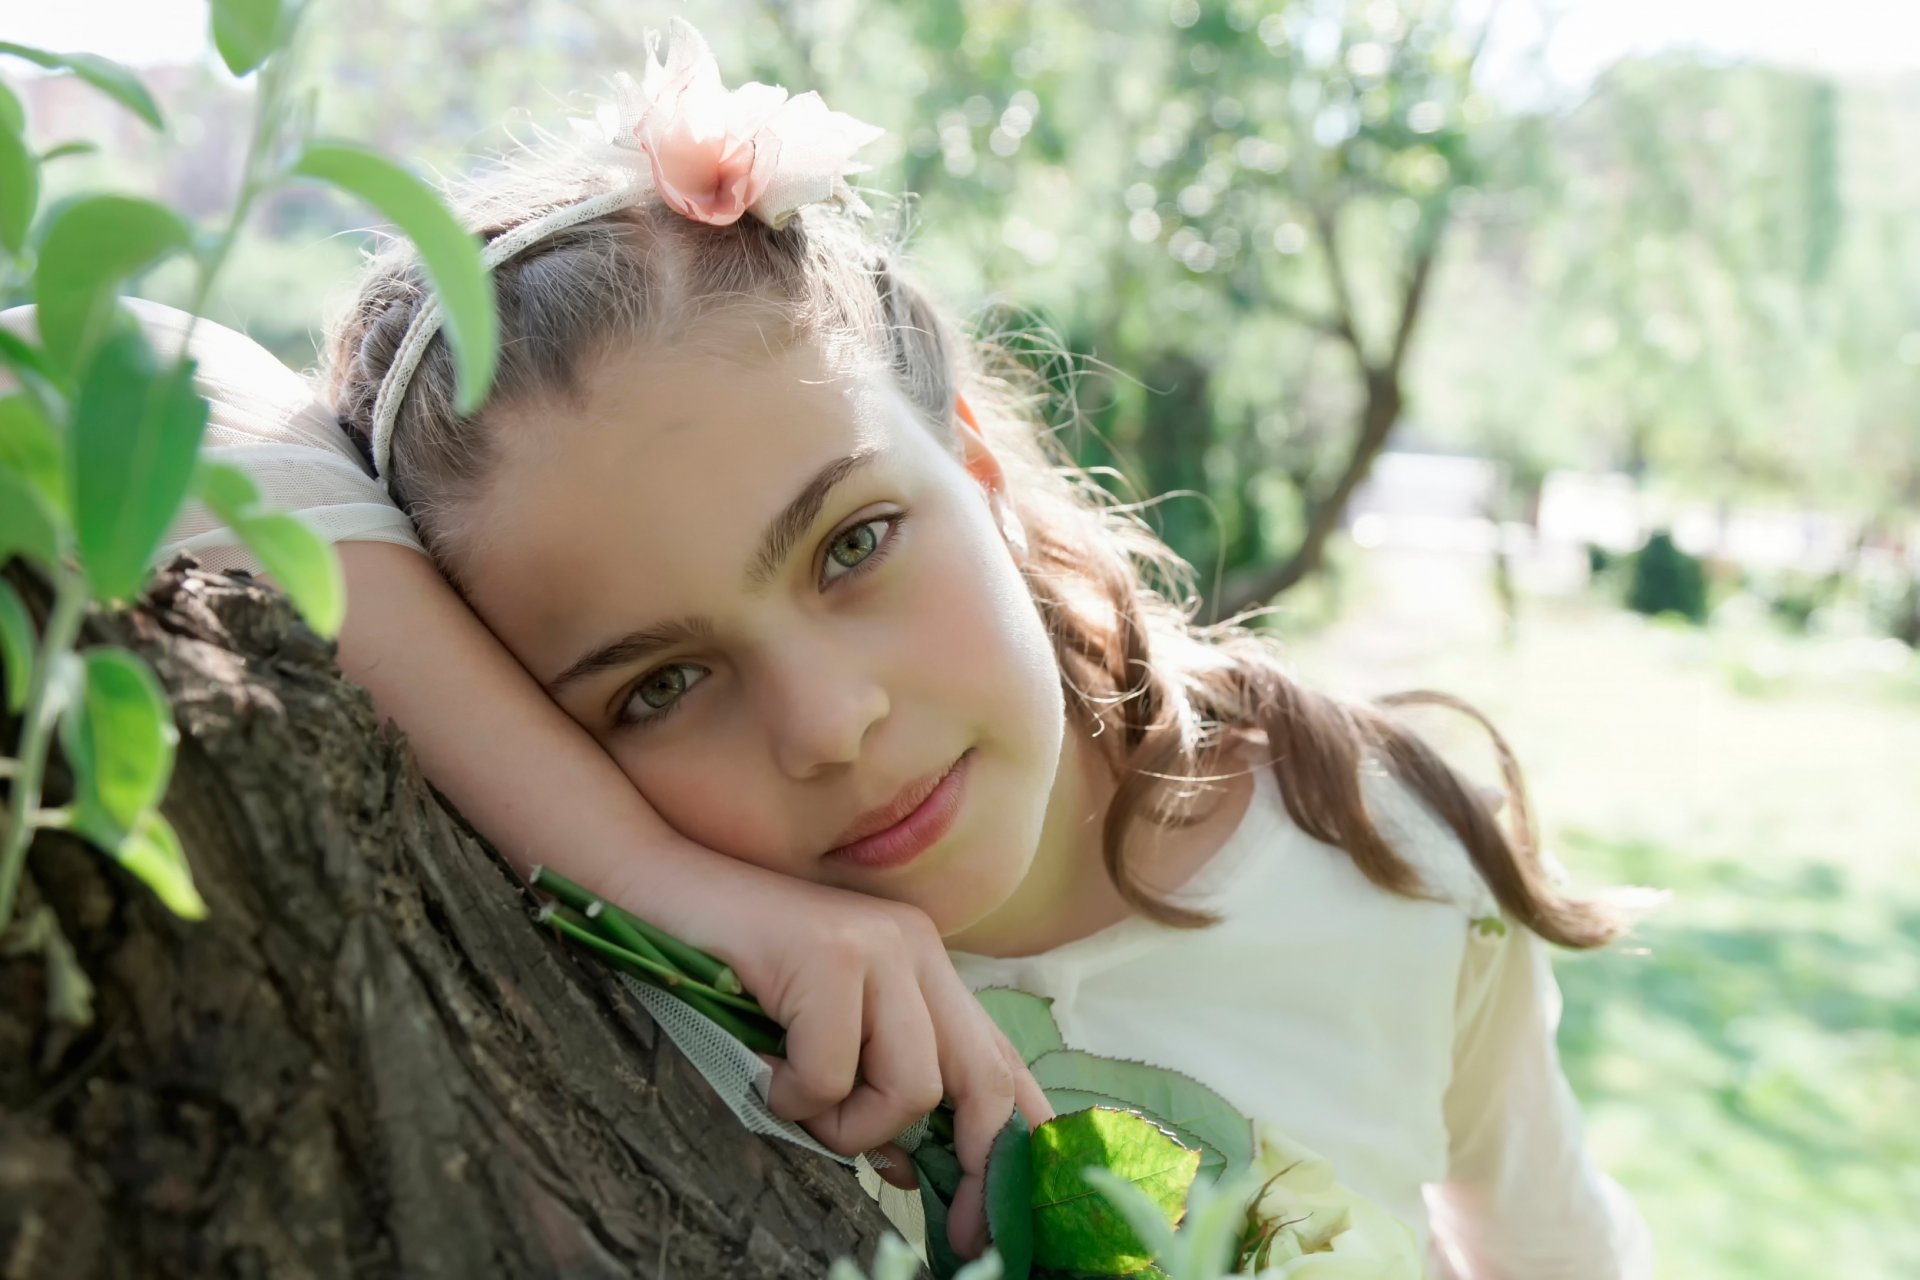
[529,868,1419,1279]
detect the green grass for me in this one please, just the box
[1283,547,1920,1280]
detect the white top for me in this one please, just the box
[69,298,430,577]
[948,764,1653,1278]
[44,303,1649,1278]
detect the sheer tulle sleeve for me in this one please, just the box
[1425,917,1656,1279]
[0,298,425,575]
[141,298,427,573]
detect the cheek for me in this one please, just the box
[608,743,793,873]
[596,501,1063,901]
[907,520,1060,728]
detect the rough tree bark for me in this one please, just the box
[0,558,906,1280]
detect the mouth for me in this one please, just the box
[825,749,973,871]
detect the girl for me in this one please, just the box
[151,18,1650,1276]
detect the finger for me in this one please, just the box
[948,1169,990,1260]
[763,980,863,1123]
[868,1141,920,1192]
[921,964,1020,1185]
[800,973,942,1157]
[995,1032,1054,1128]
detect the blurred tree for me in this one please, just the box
[788,0,1507,617]
[1626,528,1707,622]
[45,0,1914,615]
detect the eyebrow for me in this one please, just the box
[545,445,885,695]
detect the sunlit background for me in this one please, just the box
[5,2,1916,1274]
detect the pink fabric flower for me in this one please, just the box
[629,18,884,230]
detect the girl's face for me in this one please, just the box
[456,331,1071,937]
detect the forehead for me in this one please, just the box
[459,333,946,669]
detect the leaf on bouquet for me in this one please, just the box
[975,987,1065,1065]
[1029,1106,1199,1276]
[1042,1086,1225,1183]
[913,1144,971,1280]
[913,1139,965,1202]
[1029,1050,1253,1182]
[984,1106,1034,1280]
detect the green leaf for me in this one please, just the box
[913,1146,971,1280]
[58,646,177,829]
[0,121,36,253]
[40,141,99,164]
[912,1139,964,1202]
[68,322,209,602]
[1040,1086,1137,1113]
[0,392,66,514]
[210,0,283,77]
[116,810,206,919]
[231,512,344,636]
[1029,1050,1254,1181]
[33,195,193,376]
[195,461,345,637]
[0,325,65,400]
[1078,1169,1180,1273]
[0,43,163,130]
[976,987,1066,1066]
[195,456,258,513]
[0,578,32,714]
[289,143,497,414]
[0,466,60,568]
[1161,1167,1267,1280]
[0,81,22,135]
[984,1107,1034,1280]
[66,794,205,921]
[1028,1107,1198,1276]
[1042,1088,1225,1184]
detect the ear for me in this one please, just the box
[953,392,1006,497]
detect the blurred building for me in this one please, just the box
[1347,451,1920,583]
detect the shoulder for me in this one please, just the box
[1355,761,1502,923]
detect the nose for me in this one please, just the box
[759,635,890,779]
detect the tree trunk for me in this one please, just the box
[1205,368,1404,623]
[0,559,904,1280]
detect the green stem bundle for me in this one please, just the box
[529,866,782,1056]
[528,865,966,1152]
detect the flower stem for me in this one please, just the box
[530,864,737,992]
[175,13,306,363]
[0,568,87,931]
[582,899,680,982]
[540,907,773,1021]
[538,905,785,1055]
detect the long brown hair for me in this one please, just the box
[954,325,1627,947]
[325,148,1629,950]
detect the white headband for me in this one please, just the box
[367,16,884,487]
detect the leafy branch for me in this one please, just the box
[0,0,497,991]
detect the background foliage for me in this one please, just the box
[3,1,1915,1275]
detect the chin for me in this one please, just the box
[920,810,1048,941]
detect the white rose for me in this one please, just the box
[1241,1125,1423,1279]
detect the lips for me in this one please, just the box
[829,752,967,849]
[823,749,972,870]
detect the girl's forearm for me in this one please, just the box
[330,541,765,942]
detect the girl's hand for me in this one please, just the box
[723,880,1054,1260]
[320,545,1045,1255]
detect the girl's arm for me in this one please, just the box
[0,300,1042,1260]
[332,540,1049,1259]
[1425,919,1655,1279]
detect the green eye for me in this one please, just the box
[622,663,707,727]
[829,521,879,569]
[820,514,905,586]
[637,666,691,709]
